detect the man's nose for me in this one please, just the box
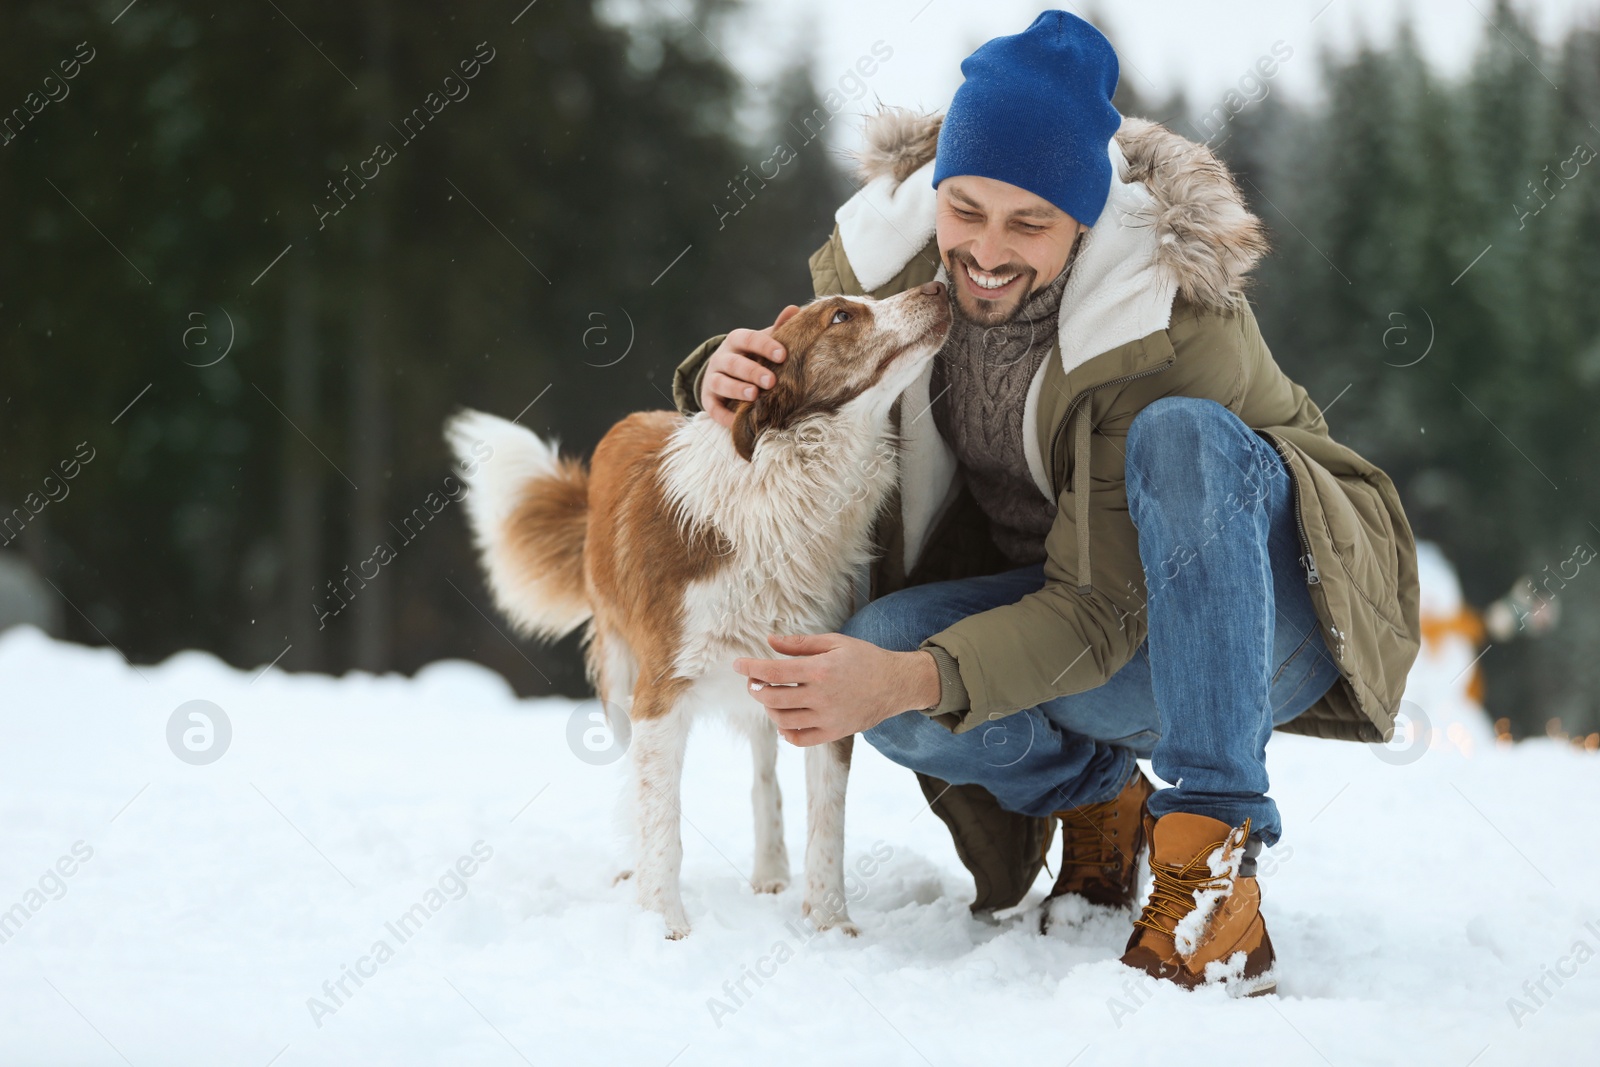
[966,229,1006,268]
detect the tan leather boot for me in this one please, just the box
[1039,767,1154,931]
[1119,812,1276,996]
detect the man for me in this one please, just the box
[671,11,1420,996]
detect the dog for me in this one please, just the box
[446,280,951,938]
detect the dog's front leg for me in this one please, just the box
[801,736,858,935]
[630,698,692,939]
[749,719,791,893]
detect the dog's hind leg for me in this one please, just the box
[589,625,636,707]
[744,718,790,894]
[801,735,858,935]
[629,677,693,939]
[589,623,640,886]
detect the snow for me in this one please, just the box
[1,616,1596,1066]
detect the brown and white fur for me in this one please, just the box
[447,282,952,938]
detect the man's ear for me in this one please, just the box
[730,363,805,462]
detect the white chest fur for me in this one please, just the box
[657,410,901,690]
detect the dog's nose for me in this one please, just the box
[918,280,946,297]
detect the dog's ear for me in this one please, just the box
[728,303,826,461]
[730,361,806,462]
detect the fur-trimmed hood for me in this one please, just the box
[849,107,1268,314]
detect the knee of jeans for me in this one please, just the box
[1126,397,1257,514]
[1127,397,1236,468]
[838,593,925,653]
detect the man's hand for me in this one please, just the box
[732,633,942,747]
[699,305,802,428]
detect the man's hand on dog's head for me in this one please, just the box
[700,305,801,428]
[733,633,943,747]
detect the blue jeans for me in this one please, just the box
[851,397,1341,846]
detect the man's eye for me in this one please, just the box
[831,309,852,325]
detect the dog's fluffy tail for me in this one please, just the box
[446,409,592,641]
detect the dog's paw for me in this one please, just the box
[750,874,790,895]
[646,894,690,939]
[801,898,859,936]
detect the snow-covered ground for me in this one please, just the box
[0,617,1595,1066]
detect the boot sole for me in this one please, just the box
[1119,957,1278,998]
[1227,968,1277,998]
[1222,928,1278,997]
[1121,929,1278,996]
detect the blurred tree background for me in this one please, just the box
[1,1,1595,739]
[0,0,849,700]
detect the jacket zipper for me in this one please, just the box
[1260,430,1321,586]
[1048,358,1175,497]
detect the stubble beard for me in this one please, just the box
[944,248,1038,328]
[943,230,1083,328]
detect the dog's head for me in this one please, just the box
[728,281,952,462]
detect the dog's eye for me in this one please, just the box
[830,309,852,325]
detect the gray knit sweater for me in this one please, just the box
[930,261,1073,566]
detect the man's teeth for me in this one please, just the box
[965,264,1019,290]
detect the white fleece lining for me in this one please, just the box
[835,158,940,294]
[836,138,1180,572]
[1020,354,1051,501]
[1053,140,1180,416]
[894,262,959,574]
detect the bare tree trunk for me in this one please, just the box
[349,0,394,672]
[282,267,322,670]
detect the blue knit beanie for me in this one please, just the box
[931,11,1122,226]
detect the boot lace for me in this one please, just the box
[1047,797,1122,871]
[1132,818,1251,936]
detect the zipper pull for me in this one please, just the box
[1301,552,1321,585]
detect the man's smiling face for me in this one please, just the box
[935,175,1087,327]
